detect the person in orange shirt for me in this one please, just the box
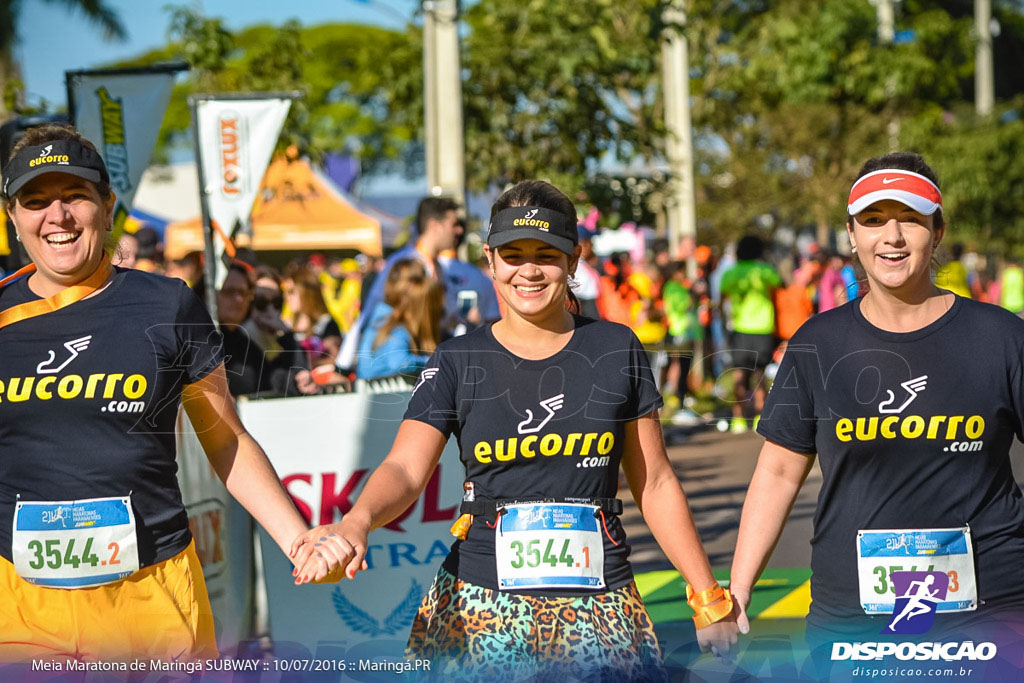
[773,264,815,342]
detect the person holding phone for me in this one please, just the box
[356,259,445,380]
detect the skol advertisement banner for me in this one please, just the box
[66,66,181,233]
[175,409,255,649]
[194,96,291,287]
[237,389,463,661]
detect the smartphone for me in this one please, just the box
[457,290,478,317]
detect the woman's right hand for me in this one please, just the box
[289,516,370,584]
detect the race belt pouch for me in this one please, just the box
[857,526,977,615]
[12,496,140,589]
[494,502,607,591]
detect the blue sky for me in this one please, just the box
[16,0,420,109]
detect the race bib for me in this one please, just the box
[13,497,140,589]
[857,527,977,614]
[495,503,605,590]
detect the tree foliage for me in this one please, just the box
[104,2,1024,249]
[114,7,421,170]
[1,0,127,119]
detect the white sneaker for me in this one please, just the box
[671,408,704,428]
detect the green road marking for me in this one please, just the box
[637,568,812,625]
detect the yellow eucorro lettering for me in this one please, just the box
[102,373,124,399]
[965,416,984,440]
[900,415,925,439]
[85,373,105,399]
[540,434,563,456]
[880,416,899,439]
[520,435,538,458]
[944,416,965,440]
[836,418,854,442]
[123,374,147,399]
[855,417,878,441]
[57,375,84,399]
[8,377,34,402]
[495,438,518,462]
[35,376,56,400]
[926,415,947,439]
[597,432,614,455]
[474,441,492,464]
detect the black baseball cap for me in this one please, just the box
[486,206,578,255]
[2,138,109,200]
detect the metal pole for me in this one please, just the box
[189,96,220,327]
[661,0,697,279]
[975,0,995,116]
[422,0,466,207]
[874,0,900,152]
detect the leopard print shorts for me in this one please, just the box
[405,568,666,682]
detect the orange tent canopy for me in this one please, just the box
[164,157,382,259]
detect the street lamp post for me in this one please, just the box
[661,0,698,279]
[975,0,995,116]
[422,0,466,208]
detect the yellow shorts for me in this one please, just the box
[0,541,217,663]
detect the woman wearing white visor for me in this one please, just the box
[730,153,1024,678]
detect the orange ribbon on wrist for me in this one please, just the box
[686,582,734,629]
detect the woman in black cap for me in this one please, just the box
[0,124,312,663]
[292,180,737,679]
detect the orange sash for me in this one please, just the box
[0,257,113,331]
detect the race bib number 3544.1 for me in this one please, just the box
[495,503,605,591]
[13,497,140,589]
[857,527,976,614]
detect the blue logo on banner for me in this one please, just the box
[882,571,949,635]
[332,579,423,636]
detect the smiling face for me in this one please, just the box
[484,238,581,323]
[849,199,944,296]
[7,172,115,290]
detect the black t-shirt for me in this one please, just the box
[0,268,223,566]
[404,316,663,595]
[758,296,1024,620]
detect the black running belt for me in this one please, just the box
[460,498,623,516]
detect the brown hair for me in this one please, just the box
[489,180,581,314]
[373,259,444,354]
[8,123,112,201]
[286,267,329,320]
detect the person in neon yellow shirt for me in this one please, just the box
[719,235,781,433]
[999,262,1024,314]
[935,243,971,299]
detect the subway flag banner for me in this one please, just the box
[66,66,181,236]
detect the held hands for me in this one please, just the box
[288,517,370,585]
[688,582,742,664]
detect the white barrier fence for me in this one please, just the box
[176,385,462,659]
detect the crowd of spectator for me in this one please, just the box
[67,199,1024,429]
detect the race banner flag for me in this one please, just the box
[190,93,296,307]
[66,64,186,235]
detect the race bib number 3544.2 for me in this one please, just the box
[13,497,140,589]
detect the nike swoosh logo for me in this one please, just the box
[881,177,903,184]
